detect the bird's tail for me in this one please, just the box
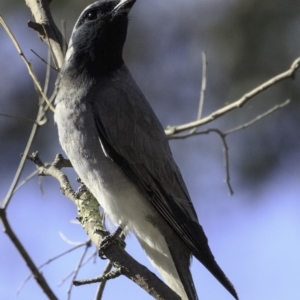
[166,237,199,300]
[173,260,198,300]
[190,220,239,300]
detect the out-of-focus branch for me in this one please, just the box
[189,51,207,135]
[224,99,290,135]
[25,0,66,69]
[31,49,58,71]
[0,209,58,300]
[18,241,89,294]
[0,13,59,298]
[166,57,300,136]
[170,99,290,194]
[0,17,55,112]
[94,261,113,300]
[58,250,98,287]
[67,242,91,300]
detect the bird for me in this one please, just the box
[54,1,239,299]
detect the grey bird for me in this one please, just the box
[54,1,239,299]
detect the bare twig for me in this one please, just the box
[0,209,58,300]
[0,17,55,112]
[165,57,300,136]
[74,276,106,286]
[58,249,98,287]
[44,242,89,268]
[190,50,207,135]
[61,19,67,58]
[12,169,40,194]
[73,264,121,287]
[225,99,290,135]
[198,51,207,120]
[1,86,50,208]
[0,113,39,125]
[195,129,233,195]
[95,261,114,300]
[25,0,66,68]
[30,49,58,71]
[1,120,40,208]
[169,99,290,194]
[67,241,92,300]
[17,241,89,294]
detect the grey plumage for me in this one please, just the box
[54,1,239,299]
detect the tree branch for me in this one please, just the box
[165,57,300,136]
[0,17,55,112]
[25,0,66,69]
[0,209,58,300]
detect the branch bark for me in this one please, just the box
[165,57,300,136]
[0,209,58,300]
[25,0,66,69]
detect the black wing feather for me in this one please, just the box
[89,69,238,299]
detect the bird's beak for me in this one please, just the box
[113,0,136,15]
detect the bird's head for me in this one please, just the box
[63,0,136,77]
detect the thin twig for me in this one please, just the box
[17,241,89,294]
[1,86,52,208]
[94,261,113,300]
[0,209,58,300]
[74,263,121,287]
[42,24,59,70]
[0,84,52,208]
[0,113,39,125]
[43,242,90,268]
[190,51,207,135]
[165,57,300,136]
[1,117,40,208]
[225,99,290,135]
[67,242,92,300]
[12,169,40,194]
[58,249,98,287]
[169,99,290,194]
[61,19,67,58]
[196,129,234,195]
[31,49,58,71]
[198,51,207,120]
[0,17,55,112]
[44,48,51,95]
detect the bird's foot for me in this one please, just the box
[98,226,126,259]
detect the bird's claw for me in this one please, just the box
[98,226,126,259]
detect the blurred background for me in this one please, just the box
[0,0,299,299]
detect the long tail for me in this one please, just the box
[190,220,239,300]
[168,243,198,300]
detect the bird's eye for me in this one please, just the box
[86,10,98,21]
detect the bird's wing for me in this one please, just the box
[89,66,238,299]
